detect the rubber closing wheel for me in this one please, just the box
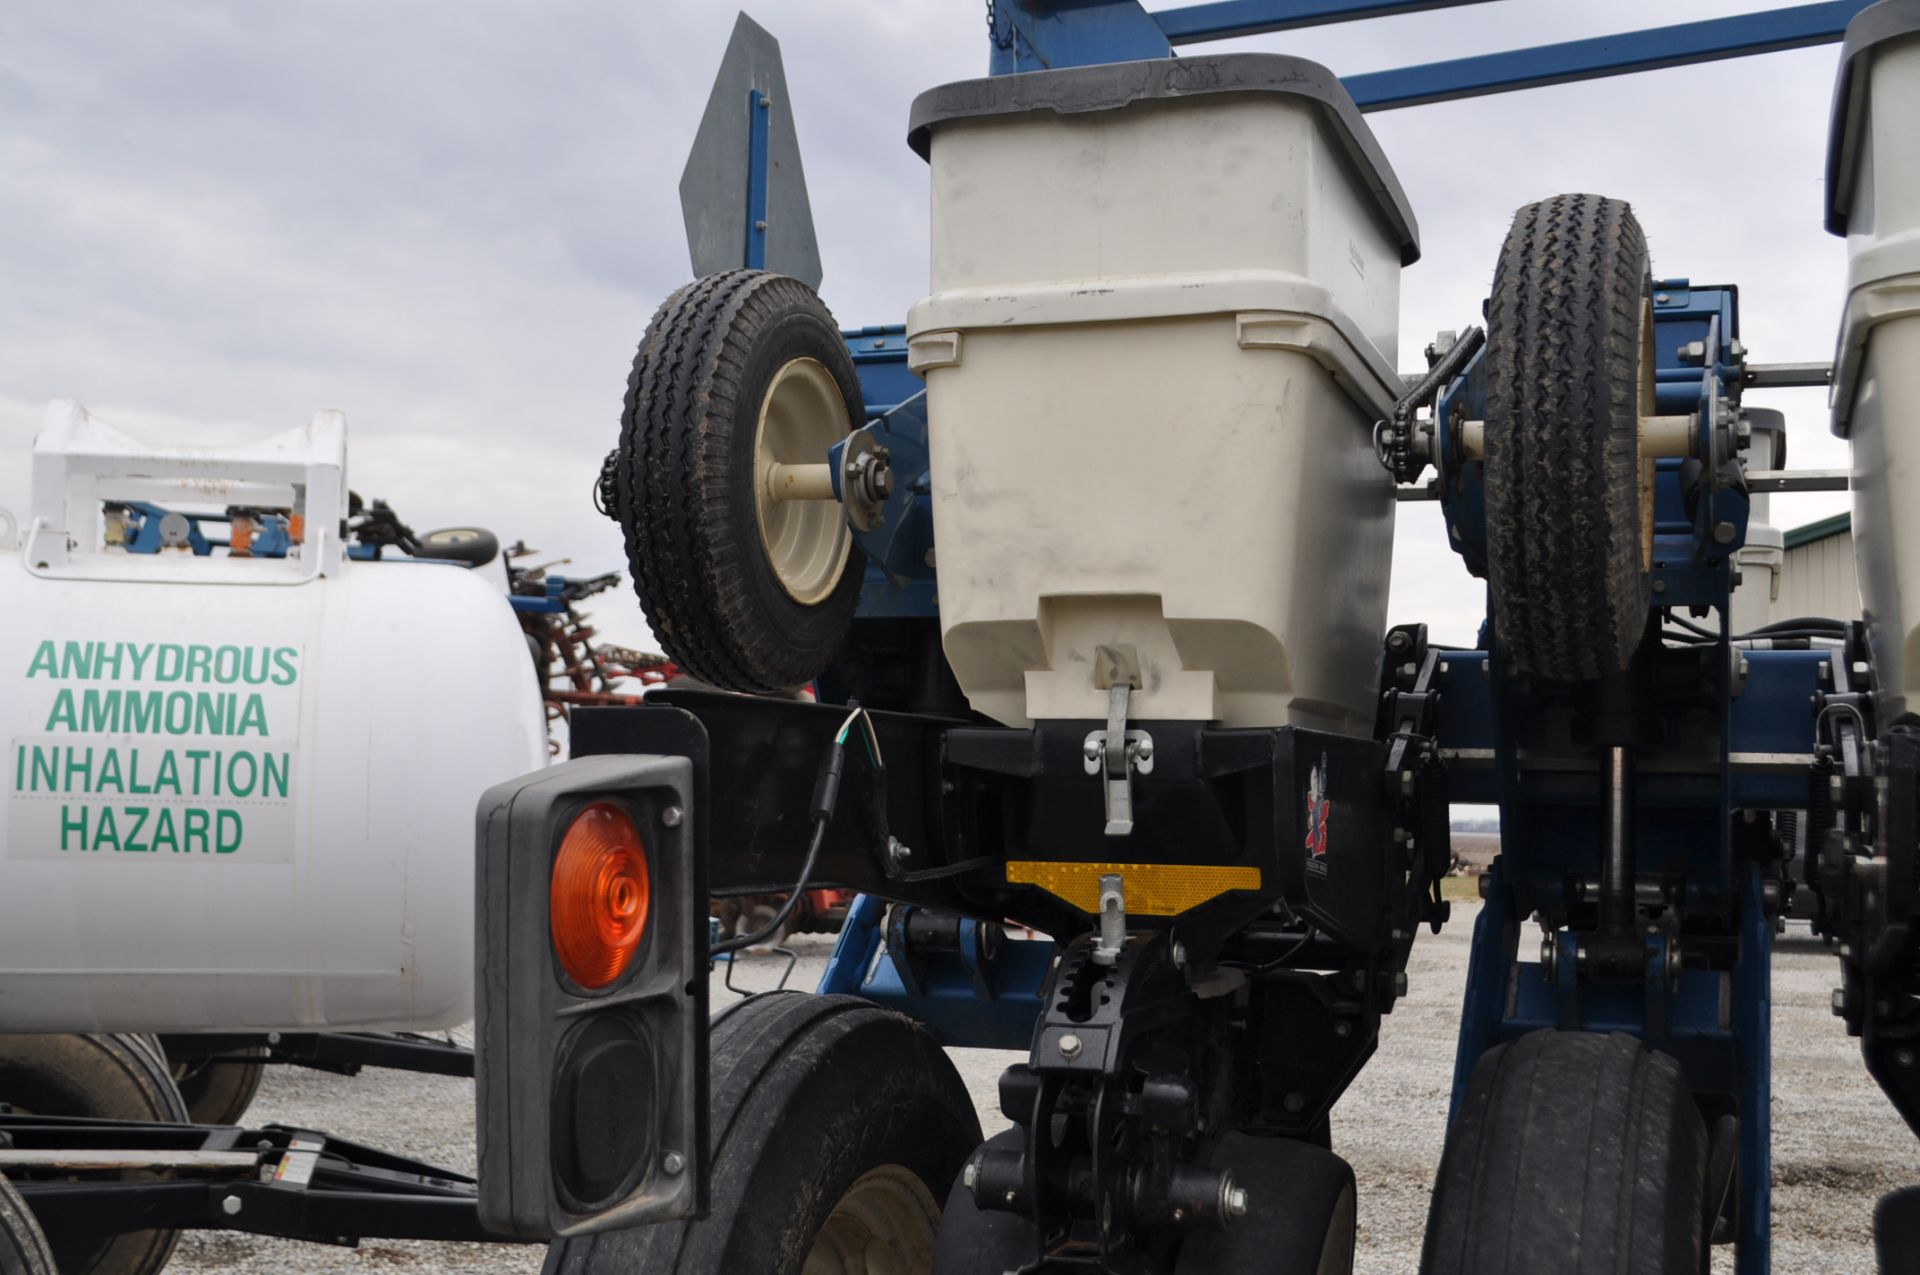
[0,1173,55,1275]
[0,1033,189,1275]
[613,269,866,693]
[1483,193,1656,682]
[545,993,981,1275]
[1420,1030,1708,1275]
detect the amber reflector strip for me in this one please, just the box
[1003,861,1261,916]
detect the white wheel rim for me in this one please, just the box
[801,1164,941,1275]
[754,357,853,605]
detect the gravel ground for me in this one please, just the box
[170,902,1920,1273]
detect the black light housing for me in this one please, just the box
[475,754,707,1238]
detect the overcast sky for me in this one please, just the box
[0,1,1856,651]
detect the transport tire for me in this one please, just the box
[417,526,500,567]
[162,1040,268,1126]
[932,1130,1356,1275]
[1482,193,1656,682]
[0,1033,188,1275]
[545,992,981,1275]
[611,269,866,694]
[0,1173,56,1275]
[1420,1029,1708,1275]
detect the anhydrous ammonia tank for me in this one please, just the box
[0,402,547,1032]
[904,54,1418,731]
[1830,1,1920,718]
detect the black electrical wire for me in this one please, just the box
[1220,924,1319,976]
[709,716,853,957]
[1745,616,1845,635]
[1665,613,1721,639]
[710,819,832,957]
[896,855,997,883]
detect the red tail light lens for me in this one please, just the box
[550,803,651,989]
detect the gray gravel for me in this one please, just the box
[170,902,1919,1272]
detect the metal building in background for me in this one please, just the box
[1778,512,1861,622]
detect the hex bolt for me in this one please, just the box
[1713,521,1737,544]
[221,1195,243,1217]
[1226,1185,1250,1219]
[1134,737,1154,763]
[1654,292,1670,304]
[1333,1020,1353,1039]
[1900,1050,1916,1069]
[1171,941,1188,968]
[963,1159,979,1191]
[1083,739,1103,764]
[1388,631,1410,652]
[887,837,912,868]
[662,1150,686,1175]
[1058,1033,1083,1061]
[661,805,683,828]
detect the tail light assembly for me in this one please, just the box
[475,754,706,1239]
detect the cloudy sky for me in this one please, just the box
[0,1,1856,651]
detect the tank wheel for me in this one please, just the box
[1483,193,1656,682]
[932,1129,1356,1274]
[1420,1029,1708,1275]
[0,1173,56,1275]
[416,526,500,567]
[611,269,867,694]
[0,1033,188,1275]
[161,1039,268,1126]
[546,992,981,1275]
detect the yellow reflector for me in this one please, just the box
[1004,861,1261,916]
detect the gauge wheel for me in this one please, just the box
[611,269,866,694]
[1482,193,1657,682]
[1421,1029,1708,1274]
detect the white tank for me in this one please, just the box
[0,402,548,1032]
[903,54,1417,731]
[1829,3,1920,718]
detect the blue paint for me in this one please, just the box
[744,88,770,271]
[1155,0,1499,45]
[994,0,1870,119]
[819,895,1051,1050]
[1342,2,1873,110]
[841,326,939,620]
